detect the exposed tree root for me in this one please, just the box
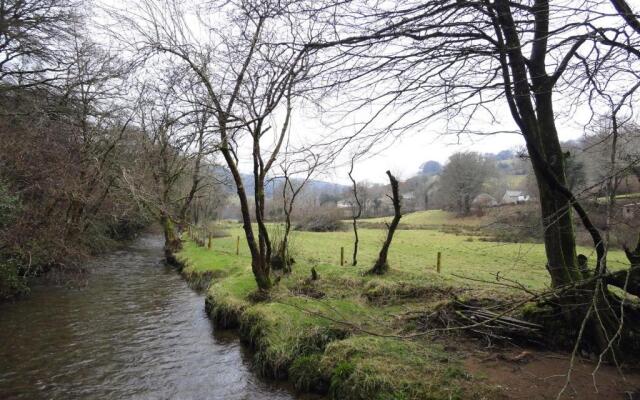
[407,300,545,347]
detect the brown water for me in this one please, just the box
[0,235,297,400]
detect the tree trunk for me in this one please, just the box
[281,193,293,273]
[352,216,360,267]
[463,194,471,216]
[280,177,294,274]
[369,171,401,275]
[220,145,271,291]
[348,160,362,266]
[494,0,582,288]
[528,132,581,287]
[252,128,273,287]
[282,223,291,273]
[160,212,181,263]
[492,0,626,358]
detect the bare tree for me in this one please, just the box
[347,155,362,266]
[369,170,401,275]
[0,0,78,89]
[0,11,149,298]
[56,34,138,239]
[116,0,316,290]
[277,148,320,272]
[438,152,494,216]
[125,72,210,259]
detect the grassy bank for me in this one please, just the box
[177,222,631,399]
[177,241,249,290]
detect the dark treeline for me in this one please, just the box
[0,84,151,300]
[0,0,228,299]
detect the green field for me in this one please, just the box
[596,192,640,204]
[177,220,633,399]
[352,210,484,231]
[184,222,629,291]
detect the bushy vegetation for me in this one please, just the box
[0,182,23,297]
[295,212,347,233]
[0,257,28,300]
[0,181,19,228]
[0,86,152,300]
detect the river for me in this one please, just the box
[0,235,299,400]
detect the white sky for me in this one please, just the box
[290,108,587,185]
[94,0,639,185]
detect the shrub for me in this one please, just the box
[289,354,329,393]
[268,224,295,272]
[295,212,346,232]
[0,181,19,229]
[0,257,28,300]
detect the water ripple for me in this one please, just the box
[0,235,298,400]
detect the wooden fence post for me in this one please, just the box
[340,247,344,266]
[236,236,240,255]
[208,233,212,250]
[436,252,442,273]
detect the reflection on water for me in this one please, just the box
[0,235,297,400]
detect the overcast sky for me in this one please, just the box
[96,0,639,186]
[297,115,590,185]
[284,91,595,185]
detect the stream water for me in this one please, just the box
[0,234,298,399]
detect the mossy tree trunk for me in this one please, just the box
[494,0,581,289]
[220,143,272,291]
[369,171,401,275]
[160,212,181,262]
[492,0,628,357]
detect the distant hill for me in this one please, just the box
[253,175,348,197]
[209,165,347,197]
[418,160,442,176]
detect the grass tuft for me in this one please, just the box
[289,353,329,393]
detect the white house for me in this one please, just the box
[501,190,530,205]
